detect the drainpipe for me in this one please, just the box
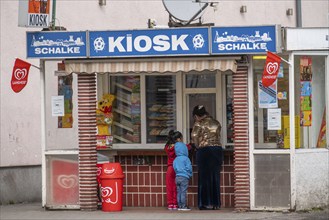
[51,0,56,29]
[296,0,302,27]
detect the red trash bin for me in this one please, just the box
[100,163,124,212]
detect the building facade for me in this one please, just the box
[1,0,328,211]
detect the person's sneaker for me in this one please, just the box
[167,204,174,210]
[178,206,191,211]
[172,204,178,210]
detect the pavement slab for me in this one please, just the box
[0,203,328,220]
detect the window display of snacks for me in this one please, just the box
[110,76,141,144]
[146,75,176,143]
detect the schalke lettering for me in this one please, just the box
[218,42,267,51]
[108,34,189,52]
[28,14,49,27]
[35,47,81,55]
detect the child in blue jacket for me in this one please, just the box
[173,141,193,211]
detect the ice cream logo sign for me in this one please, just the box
[211,26,277,54]
[57,174,78,189]
[89,28,209,57]
[27,32,87,58]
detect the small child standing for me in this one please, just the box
[173,140,193,211]
[164,130,181,210]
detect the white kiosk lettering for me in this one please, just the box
[108,34,189,52]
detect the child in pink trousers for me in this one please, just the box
[164,130,181,210]
[165,130,191,210]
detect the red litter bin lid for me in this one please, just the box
[100,163,124,179]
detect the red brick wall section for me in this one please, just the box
[77,73,98,210]
[232,63,250,211]
[116,151,235,208]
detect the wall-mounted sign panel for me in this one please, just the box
[211,26,278,54]
[25,26,280,58]
[89,28,209,57]
[285,28,329,51]
[18,0,51,28]
[26,32,87,58]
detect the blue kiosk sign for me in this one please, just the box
[26,26,278,58]
[89,28,209,57]
[211,26,277,54]
[26,31,87,58]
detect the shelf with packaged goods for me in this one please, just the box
[113,108,132,118]
[149,127,173,136]
[116,96,131,105]
[113,121,134,132]
[113,135,133,143]
[111,76,141,145]
[115,82,133,92]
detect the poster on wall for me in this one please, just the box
[300,56,312,126]
[300,96,312,111]
[51,96,64,117]
[300,81,312,96]
[58,75,73,128]
[258,80,278,108]
[267,108,281,130]
[300,111,312,126]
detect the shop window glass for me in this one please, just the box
[253,55,290,149]
[146,75,177,143]
[294,55,327,148]
[110,76,141,144]
[186,93,216,141]
[186,72,216,88]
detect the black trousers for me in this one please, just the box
[196,146,223,209]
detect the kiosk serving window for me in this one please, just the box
[97,69,232,149]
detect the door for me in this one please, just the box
[186,93,217,141]
[183,71,222,143]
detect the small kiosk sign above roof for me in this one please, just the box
[211,26,278,54]
[26,31,87,58]
[89,28,210,57]
[18,0,51,28]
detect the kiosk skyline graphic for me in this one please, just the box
[214,30,272,43]
[31,35,85,47]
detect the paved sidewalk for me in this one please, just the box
[0,203,328,220]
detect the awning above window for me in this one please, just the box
[64,57,238,74]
